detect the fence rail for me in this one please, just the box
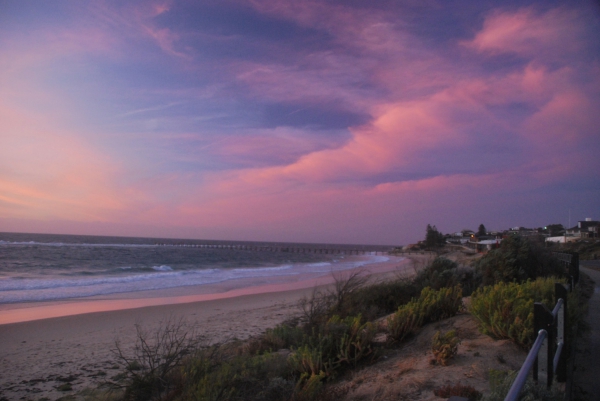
[552,251,579,285]
[504,252,579,401]
[504,329,549,401]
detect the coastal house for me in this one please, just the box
[507,227,540,237]
[474,239,502,252]
[565,218,599,238]
[447,231,469,244]
[545,236,578,243]
[466,235,502,252]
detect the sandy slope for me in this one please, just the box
[330,313,526,401]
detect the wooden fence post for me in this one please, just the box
[569,252,579,284]
[555,283,568,383]
[534,302,554,387]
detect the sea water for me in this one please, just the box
[0,232,390,304]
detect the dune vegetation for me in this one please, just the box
[103,236,588,401]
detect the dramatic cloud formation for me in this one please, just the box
[1,1,599,244]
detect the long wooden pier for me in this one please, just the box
[154,242,393,255]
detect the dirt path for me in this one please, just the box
[572,263,600,401]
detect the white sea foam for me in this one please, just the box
[306,262,332,267]
[152,265,173,271]
[232,265,293,272]
[0,254,393,304]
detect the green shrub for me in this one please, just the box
[299,272,370,329]
[180,349,294,401]
[294,372,327,401]
[299,258,470,327]
[457,267,482,297]
[473,236,564,286]
[289,343,336,379]
[387,300,423,342]
[469,278,558,348]
[344,279,422,320]
[431,330,460,366]
[269,323,305,349]
[414,257,458,289]
[289,315,375,391]
[387,286,463,343]
[419,286,463,323]
[246,324,305,355]
[412,257,481,297]
[299,257,469,326]
[329,315,376,367]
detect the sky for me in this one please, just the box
[1,0,599,245]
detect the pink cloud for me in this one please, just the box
[234,1,437,108]
[234,55,378,112]
[160,167,527,244]
[174,20,597,242]
[212,127,344,167]
[1,2,597,245]
[85,1,190,60]
[129,1,194,60]
[209,81,494,188]
[142,26,189,58]
[525,90,599,148]
[465,7,588,58]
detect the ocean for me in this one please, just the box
[0,232,392,304]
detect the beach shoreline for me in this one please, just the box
[0,255,412,399]
[0,255,408,325]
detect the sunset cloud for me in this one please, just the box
[0,1,598,244]
[467,7,590,59]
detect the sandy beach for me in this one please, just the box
[0,255,412,399]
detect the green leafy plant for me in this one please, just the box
[387,286,463,343]
[339,278,422,321]
[413,257,458,290]
[431,330,460,366]
[289,315,375,392]
[419,286,463,324]
[289,342,336,379]
[387,300,423,342]
[180,349,295,401]
[469,278,557,348]
[473,235,564,286]
[331,315,376,367]
[245,322,305,355]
